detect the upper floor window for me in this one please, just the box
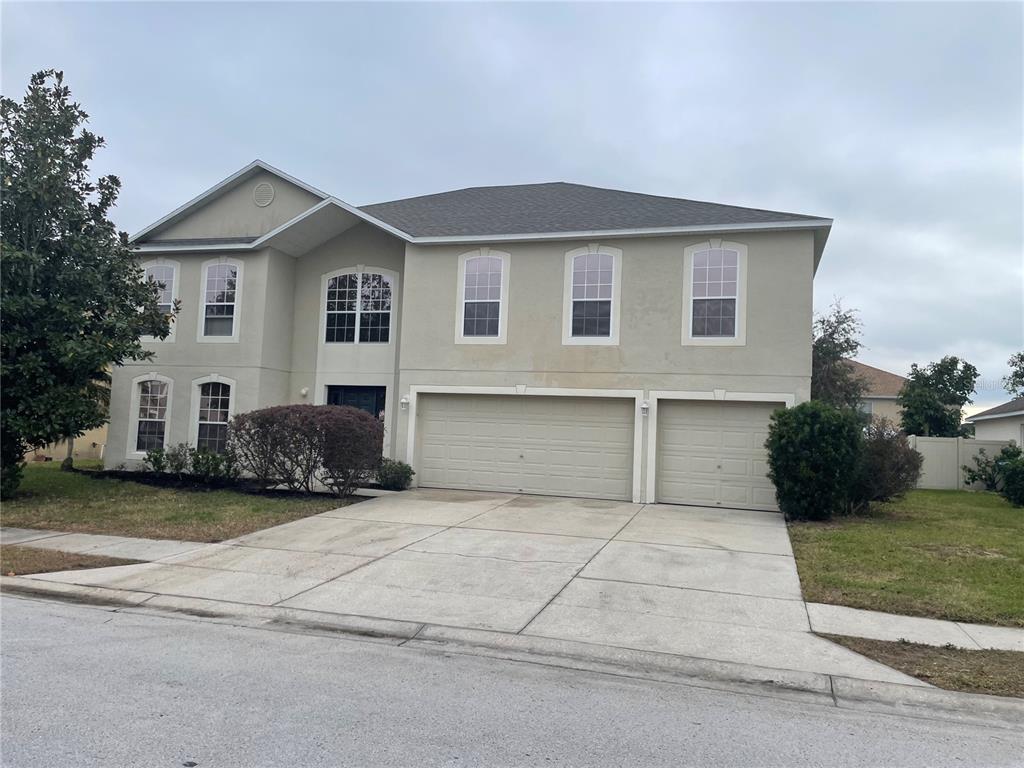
[691,248,738,338]
[325,270,392,344]
[562,245,621,346]
[145,264,176,315]
[135,379,169,452]
[456,250,510,344]
[683,241,747,347]
[196,381,231,453]
[200,260,242,341]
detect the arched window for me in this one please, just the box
[136,379,169,452]
[570,251,614,338]
[196,382,231,453]
[145,264,176,316]
[690,247,739,338]
[201,260,241,339]
[462,254,503,337]
[325,270,392,343]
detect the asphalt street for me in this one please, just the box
[1,596,1020,768]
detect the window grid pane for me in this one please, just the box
[463,256,502,337]
[146,265,174,309]
[324,272,391,343]
[136,380,168,451]
[692,249,738,337]
[203,264,237,337]
[196,382,231,454]
[571,253,613,337]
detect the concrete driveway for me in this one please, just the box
[27,489,917,683]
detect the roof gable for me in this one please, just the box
[131,161,328,244]
[845,359,907,398]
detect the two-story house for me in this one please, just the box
[109,160,831,510]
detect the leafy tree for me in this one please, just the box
[811,300,867,409]
[1003,351,1024,398]
[898,356,979,437]
[1,70,172,498]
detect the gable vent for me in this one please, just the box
[253,182,275,207]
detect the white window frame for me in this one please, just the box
[126,373,173,460]
[682,240,747,347]
[319,266,398,346]
[561,243,622,346]
[141,258,180,342]
[197,257,243,343]
[188,374,237,449]
[455,248,510,345]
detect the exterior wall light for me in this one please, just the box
[640,400,650,417]
[400,396,410,411]
[300,387,309,398]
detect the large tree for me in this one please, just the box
[811,300,868,410]
[1003,351,1024,398]
[1,70,172,497]
[898,356,979,437]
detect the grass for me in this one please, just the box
[1,545,142,577]
[789,490,1023,627]
[825,634,1024,698]
[2,462,348,542]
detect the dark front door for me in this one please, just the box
[326,386,386,420]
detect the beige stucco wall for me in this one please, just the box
[155,171,321,241]
[865,397,902,424]
[25,424,108,462]
[973,417,1024,443]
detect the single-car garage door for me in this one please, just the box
[656,400,780,511]
[417,394,635,501]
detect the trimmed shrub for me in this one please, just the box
[164,443,192,477]
[189,446,239,484]
[377,458,415,491]
[765,401,863,521]
[228,408,288,488]
[999,457,1024,507]
[142,448,167,473]
[321,406,384,497]
[851,418,922,508]
[962,444,1024,492]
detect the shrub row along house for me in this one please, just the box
[110,161,832,509]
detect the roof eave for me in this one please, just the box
[967,409,1024,423]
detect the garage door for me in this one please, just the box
[656,400,780,510]
[417,394,634,500]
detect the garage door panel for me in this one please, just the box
[657,401,779,511]
[417,394,634,501]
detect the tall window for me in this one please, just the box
[691,248,738,338]
[571,252,613,337]
[325,271,392,343]
[203,263,238,337]
[196,382,231,453]
[145,265,175,315]
[136,380,168,452]
[462,255,503,337]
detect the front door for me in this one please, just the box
[326,386,386,420]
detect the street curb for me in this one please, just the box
[3,577,1022,729]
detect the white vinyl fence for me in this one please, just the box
[907,436,1013,490]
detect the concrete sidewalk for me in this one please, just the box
[2,527,205,562]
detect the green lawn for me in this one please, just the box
[789,490,1023,627]
[2,462,347,542]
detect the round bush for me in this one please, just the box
[765,401,863,521]
[1000,456,1024,508]
[377,458,415,491]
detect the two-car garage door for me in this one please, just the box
[417,394,635,501]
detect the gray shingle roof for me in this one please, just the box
[968,397,1024,421]
[360,182,828,238]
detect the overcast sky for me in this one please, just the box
[3,2,1021,411]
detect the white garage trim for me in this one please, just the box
[405,385,645,502]
[644,390,795,504]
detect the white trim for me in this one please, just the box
[254,197,413,247]
[682,240,748,347]
[318,266,398,346]
[126,373,174,460]
[403,385,644,503]
[455,248,511,345]
[197,256,244,343]
[130,160,330,243]
[561,244,622,346]
[140,258,180,342]
[967,409,1024,423]
[188,374,237,449]
[410,218,833,245]
[643,390,795,503]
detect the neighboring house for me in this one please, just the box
[24,424,108,462]
[107,160,832,510]
[965,397,1024,443]
[845,359,907,423]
